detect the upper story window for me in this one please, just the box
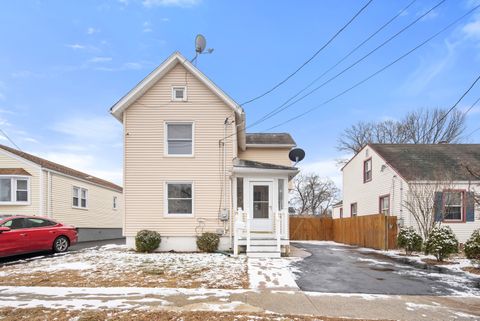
[351,203,358,217]
[363,158,372,183]
[379,195,390,215]
[0,177,29,204]
[443,191,464,221]
[171,86,187,101]
[339,208,343,218]
[73,186,88,209]
[113,196,118,210]
[165,122,193,156]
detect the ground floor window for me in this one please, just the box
[73,186,88,209]
[379,195,390,215]
[350,203,357,217]
[166,182,193,215]
[443,191,464,221]
[236,177,243,210]
[278,179,285,211]
[0,177,29,204]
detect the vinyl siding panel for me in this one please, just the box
[124,63,235,237]
[0,151,41,215]
[238,148,292,166]
[49,172,122,228]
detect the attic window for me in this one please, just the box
[172,86,187,101]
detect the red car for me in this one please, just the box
[0,215,78,258]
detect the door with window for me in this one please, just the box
[0,218,28,256]
[249,181,273,231]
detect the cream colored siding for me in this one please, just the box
[124,63,234,237]
[342,145,480,243]
[0,151,41,215]
[49,172,122,228]
[342,146,404,218]
[238,148,292,166]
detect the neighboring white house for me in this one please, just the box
[0,144,123,242]
[340,144,480,243]
[332,200,343,219]
[110,51,299,257]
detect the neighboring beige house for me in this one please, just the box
[110,51,299,257]
[0,144,123,242]
[340,144,480,243]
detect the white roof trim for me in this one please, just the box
[232,167,299,175]
[110,51,243,122]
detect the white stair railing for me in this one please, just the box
[275,211,281,252]
[246,216,251,253]
[233,208,246,257]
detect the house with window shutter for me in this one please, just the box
[0,144,123,242]
[110,51,299,257]
[339,143,480,243]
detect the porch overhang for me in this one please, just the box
[232,159,299,178]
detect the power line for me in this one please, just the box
[461,96,480,140]
[464,125,480,139]
[0,128,22,151]
[264,4,480,132]
[250,0,445,129]
[249,0,417,129]
[418,74,480,143]
[240,0,374,106]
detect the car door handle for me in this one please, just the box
[49,231,56,234]
[19,233,27,237]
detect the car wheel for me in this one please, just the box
[53,236,69,253]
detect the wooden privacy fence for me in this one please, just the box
[289,214,397,250]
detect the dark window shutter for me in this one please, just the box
[434,192,443,222]
[466,192,475,222]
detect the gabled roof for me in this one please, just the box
[0,168,31,176]
[369,144,480,181]
[0,144,122,192]
[110,51,243,122]
[245,133,296,147]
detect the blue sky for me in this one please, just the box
[1,0,480,186]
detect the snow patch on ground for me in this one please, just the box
[306,292,392,301]
[248,257,300,289]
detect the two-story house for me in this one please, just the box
[110,51,298,257]
[337,144,480,243]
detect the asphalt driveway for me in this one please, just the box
[291,241,480,296]
[0,238,125,266]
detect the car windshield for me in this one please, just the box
[0,215,12,221]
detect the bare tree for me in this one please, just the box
[464,165,480,206]
[402,175,454,240]
[337,108,466,154]
[291,173,339,216]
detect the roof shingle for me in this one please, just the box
[245,133,296,146]
[369,144,480,181]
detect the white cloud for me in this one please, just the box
[462,16,480,39]
[87,56,112,63]
[143,21,153,33]
[52,115,122,143]
[142,0,200,8]
[94,61,150,72]
[66,44,86,50]
[87,27,100,35]
[65,44,100,53]
[299,157,347,190]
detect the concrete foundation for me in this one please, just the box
[77,228,123,242]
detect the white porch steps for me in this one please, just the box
[246,233,281,258]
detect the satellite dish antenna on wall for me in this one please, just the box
[289,148,305,166]
[192,34,214,63]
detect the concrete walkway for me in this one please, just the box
[1,286,479,321]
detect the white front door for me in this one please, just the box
[249,181,273,232]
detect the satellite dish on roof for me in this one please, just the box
[195,34,206,54]
[289,148,305,165]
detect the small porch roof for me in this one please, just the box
[232,159,299,176]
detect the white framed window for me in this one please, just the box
[351,202,358,217]
[443,191,464,221]
[73,186,88,209]
[113,196,118,210]
[379,195,390,215]
[165,122,194,156]
[278,179,285,211]
[171,86,187,101]
[165,182,193,216]
[0,176,30,204]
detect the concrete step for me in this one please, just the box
[248,244,279,252]
[247,251,281,258]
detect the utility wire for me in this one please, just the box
[464,125,480,139]
[0,128,22,151]
[264,4,480,132]
[417,74,480,143]
[460,96,480,140]
[250,0,417,128]
[240,0,374,106]
[250,0,445,130]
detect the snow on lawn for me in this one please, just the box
[0,245,248,289]
[248,257,300,289]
